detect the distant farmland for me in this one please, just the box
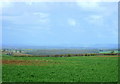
[18,49,118,56]
[24,49,100,55]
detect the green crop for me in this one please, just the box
[2,55,118,82]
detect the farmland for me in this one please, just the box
[2,55,118,82]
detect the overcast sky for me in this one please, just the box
[2,1,118,47]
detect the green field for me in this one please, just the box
[2,55,118,82]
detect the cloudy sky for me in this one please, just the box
[2,1,118,47]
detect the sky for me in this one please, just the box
[1,1,118,47]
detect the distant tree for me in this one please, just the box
[68,54,71,57]
[111,51,115,54]
[19,50,22,53]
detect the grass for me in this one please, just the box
[2,55,118,82]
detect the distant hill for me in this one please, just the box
[2,44,119,49]
[89,44,118,49]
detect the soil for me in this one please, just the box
[2,60,60,66]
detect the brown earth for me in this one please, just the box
[2,60,61,66]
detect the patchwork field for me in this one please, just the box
[2,55,118,82]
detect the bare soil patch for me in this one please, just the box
[2,60,61,66]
